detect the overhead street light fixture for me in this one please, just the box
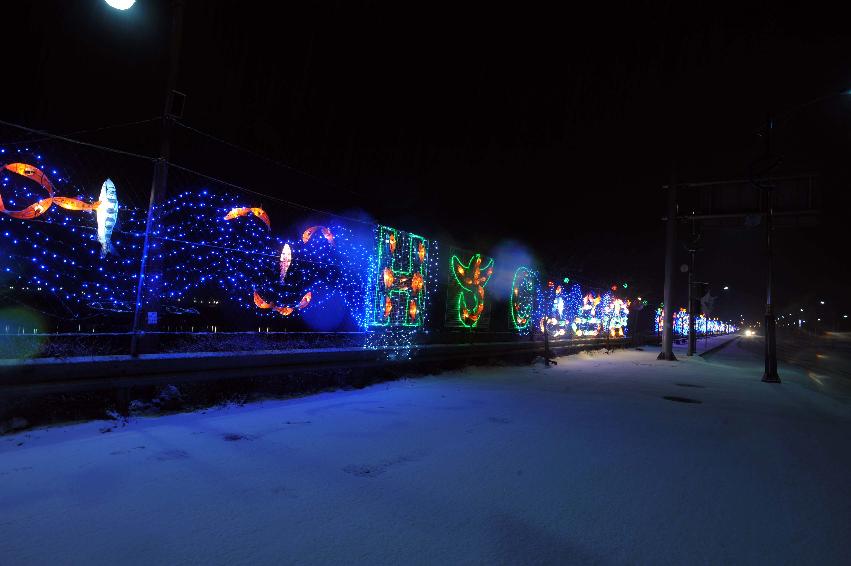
[104,0,135,9]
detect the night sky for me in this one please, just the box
[5,1,850,324]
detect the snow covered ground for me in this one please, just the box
[2,338,850,565]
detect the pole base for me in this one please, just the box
[657,352,678,361]
[761,373,781,383]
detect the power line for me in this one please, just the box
[0,116,162,146]
[172,118,366,198]
[0,118,157,162]
[166,160,375,227]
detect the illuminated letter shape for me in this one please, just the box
[450,252,494,328]
[572,292,603,336]
[369,225,429,327]
[605,297,630,337]
[510,266,536,331]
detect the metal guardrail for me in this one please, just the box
[0,335,651,395]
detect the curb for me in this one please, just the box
[699,336,740,358]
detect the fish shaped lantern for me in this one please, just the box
[96,178,119,257]
[302,225,334,245]
[279,243,292,283]
[224,207,271,229]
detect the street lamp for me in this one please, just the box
[754,89,850,383]
[124,0,186,356]
[723,286,729,290]
[104,0,135,9]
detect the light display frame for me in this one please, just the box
[368,225,430,328]
[509,266,538,332]
[602,295,630,337]
[571,291,604,337]
[445,248,495,329]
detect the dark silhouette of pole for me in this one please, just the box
[760,114,780,382]
[687,219,697,356]
[658,165,677,361]
[131,0,185,357]
[762,191,780,380]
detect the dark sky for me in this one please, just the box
[4,1,851,324]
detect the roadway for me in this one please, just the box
[737,329,851,401]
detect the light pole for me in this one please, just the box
[108,0,186,356]
[658,165,678,361]
[752,89,850,383]
[105,0,136,9]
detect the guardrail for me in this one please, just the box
[0,334,653,395]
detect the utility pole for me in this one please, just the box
[687,220,699,356]
[131,0,185,356]
[761,113,780,382]
[658,164,677,361]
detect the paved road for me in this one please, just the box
[737,330,851,401]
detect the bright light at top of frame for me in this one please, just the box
[105,0,135,10]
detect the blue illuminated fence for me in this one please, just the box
[0,123,736,359]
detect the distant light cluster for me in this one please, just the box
[654,307,737,336]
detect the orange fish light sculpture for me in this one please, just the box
[1,162,100,220]
[224,207,271,230]
[302,225,335,245]
[253,289,312,317]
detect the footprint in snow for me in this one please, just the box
[343,454,416,478]
[223,433,256,441]
[151,449,189,461]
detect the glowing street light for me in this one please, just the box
[104,0,135,9]
[723,286,729,290]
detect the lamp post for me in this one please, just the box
[104,0,136,9]
[752,89,850,383]
[658,165,678,361]
[106,0,187,356]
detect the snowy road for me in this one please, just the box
[2,342,850,565]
